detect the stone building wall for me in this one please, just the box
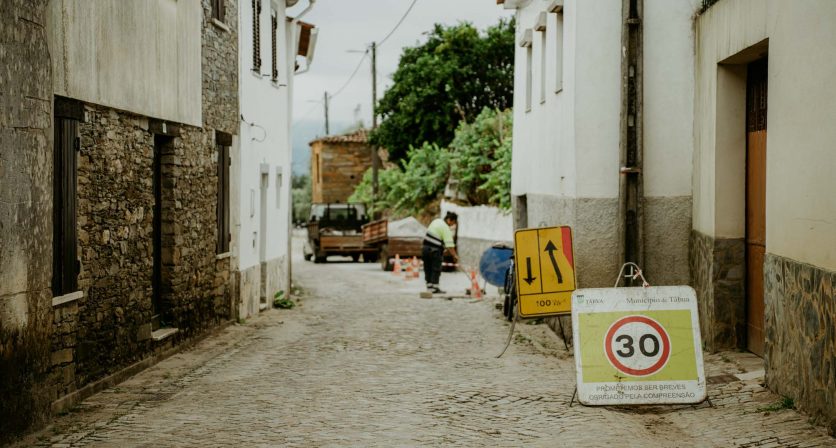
[764,254,836,434]
[688,230,746,352]
[0,0,55,442]
[311,138,372,204]
[202,0,239,136]
[72,105,157,386]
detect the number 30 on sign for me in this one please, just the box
[571,286,706,406]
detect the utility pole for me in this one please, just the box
[370,42,380,197]
[323,91,331,135]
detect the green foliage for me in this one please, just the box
[448,108,512,210]
[273,290,295,309]
[349,143,451,217]
[350,108,513,215]
[291,174,311,224]
[371,19,515,162]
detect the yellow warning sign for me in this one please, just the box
[514,226,576,317]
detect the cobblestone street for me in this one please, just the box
[20,238,835,447]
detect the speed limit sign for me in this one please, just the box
[572,286,706,405]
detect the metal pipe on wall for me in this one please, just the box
[617,0,645,283]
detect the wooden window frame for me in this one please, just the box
[212,0,225,22]
[216,133,232,254]
[53,98,82,297]
[252,0,262,71]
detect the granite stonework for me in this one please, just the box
[202,0,239,136]
[689,230,746,351]
[764,254,836,434]
[0,0,54,441]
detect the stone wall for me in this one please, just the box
[0,0,54,442]
[202,0,239,136]
[163,126,230,334]
[764,254,836,434]
[689,230,746,351]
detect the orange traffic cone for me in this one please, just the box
[411,257,420,279]
[404,257,414,281]
[470,269,483,300]
[393,254,401,275]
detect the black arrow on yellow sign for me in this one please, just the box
[544,241,563,284]
[524,257,537,285]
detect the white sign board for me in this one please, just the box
[571,286,706,406]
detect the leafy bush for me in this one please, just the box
[350,108,512,215]
[448,108,512,210]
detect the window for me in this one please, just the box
[216,132,231,254]
[271,13,279,80]
[53,98,81,297]
[549,1,564,93]
[252,0,262,71]
[211,0,225,22]
[525,45,533,111]
[520,29,533,112]
[539,29,547,104]
[535,12,547,104]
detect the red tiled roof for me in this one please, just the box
[309,128,369,145]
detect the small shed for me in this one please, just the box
[309,129,372,203]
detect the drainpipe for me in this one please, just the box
[618,0,644,283]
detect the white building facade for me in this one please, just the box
[234,0,317,318]
[502,0,698,289]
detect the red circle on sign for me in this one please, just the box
[604,315,671,377]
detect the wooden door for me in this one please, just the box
[745,58,767,356]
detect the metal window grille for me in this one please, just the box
[272,15,278,80]
[253,0,262,70]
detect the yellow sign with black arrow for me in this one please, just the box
[513,226,576,317]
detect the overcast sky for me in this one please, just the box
[289,0,512,136]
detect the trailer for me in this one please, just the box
[304,203,377,263]
[362,218,425,271]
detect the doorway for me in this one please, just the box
[745,57,767,356]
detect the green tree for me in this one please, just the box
[371,19,514,162]
[291,174,311,224]
[448,108,512,210]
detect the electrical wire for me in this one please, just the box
[329,51,369,99]
[377,0,420,47]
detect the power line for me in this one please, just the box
[292,102,321,128]
[330,51,369,99]
[378,0,419,47]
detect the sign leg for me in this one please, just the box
[496,307,519,358]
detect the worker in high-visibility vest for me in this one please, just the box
[422,212,459,294]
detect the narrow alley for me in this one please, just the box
[21,236,834,447]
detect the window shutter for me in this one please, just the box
[272,15,278,80]
[253,0,262,70]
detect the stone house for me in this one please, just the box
[309,129,373,204]
[0,0,311,440]
[500,0,836,433]
[691,0,836,432]
[234,0,318,319]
